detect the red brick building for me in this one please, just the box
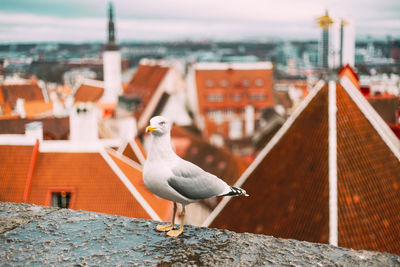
[188,62,274,145]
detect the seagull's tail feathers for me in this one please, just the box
[221,186,249,197]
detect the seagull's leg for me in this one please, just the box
[167,205,185,237]
[156,202,177,232]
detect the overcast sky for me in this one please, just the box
[0,0,399,43]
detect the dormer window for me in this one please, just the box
[46,188,74,209]
[51,191,71,208]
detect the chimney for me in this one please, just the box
[245,105,255,136]
[70,103,99,141]
[229,117,243,140]
[16,98,26,118]
[25,121,43,141]
[53,100,64,117]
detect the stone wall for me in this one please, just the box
[1,202,399,266]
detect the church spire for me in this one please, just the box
[106,2,118,50]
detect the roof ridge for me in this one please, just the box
[105,147,143,171]
[100,150,161,221]
[23,139,40,202]
[117,140,128,154]
[340,76,400,161]
[129,140,146,165]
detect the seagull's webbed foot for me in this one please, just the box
[166,205,185,238]
[156,224,174,232]
[166,227,183,237]
[156,202,177,232]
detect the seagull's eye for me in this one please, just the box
[159,121,166,126]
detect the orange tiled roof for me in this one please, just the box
[0,142,170,220]
[74,84,104,103]
[124,64,169,117]
[338,64,399,133]
[122,137,147,165]
[134,137,147,160]
[0,84,44,109]
[0,145,34,203]
[210,85,330,242]
[27,152,151,218]
[338,64,359,89]
[367,96,398,125]
[24,100,53,118]
[0,88,4,104]
[107,150,172,221]
[208,81,400,254]
[336,83,400,254]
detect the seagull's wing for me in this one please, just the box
[168,159,230,200]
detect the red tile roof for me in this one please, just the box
[336,83,400,253]
[24,100,53,118]
[390,124,400,139]
[74,83,104,103]
[367,96,398,125]
[124,63,169,118]
[338,64,400,136]
[209,85,330,243]
[338,64,359,89]
[121,137,146,165]
[0,142,170,220]
[0,145,34,203]
[26,152,150,218]
[0,84,44,109]
[207,80,400,255]
[107,150,172,221]
[122,142,139,164]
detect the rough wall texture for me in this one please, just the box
[0,202,399,266]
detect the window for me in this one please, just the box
[51,191,72,208]
[255,78,264,87]
[242,79,251,87]
[205,79,214,87]
[46,188,74,209]
[219,79,229,87]
[249,94,266,101]
[232,94,242,101]
[206,94,224,102]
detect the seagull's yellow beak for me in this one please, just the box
[146,126,156,133]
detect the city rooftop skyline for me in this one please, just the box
[0,0,399,43]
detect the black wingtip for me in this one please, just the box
[222,186,248,197]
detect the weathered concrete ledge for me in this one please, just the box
[0,202,399,266]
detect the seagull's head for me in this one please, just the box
[145,116,171,136]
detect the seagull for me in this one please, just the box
[143,116,248,237]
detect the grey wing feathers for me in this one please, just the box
[168,159,229,200]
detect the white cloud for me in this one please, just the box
[0,0,399,42]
